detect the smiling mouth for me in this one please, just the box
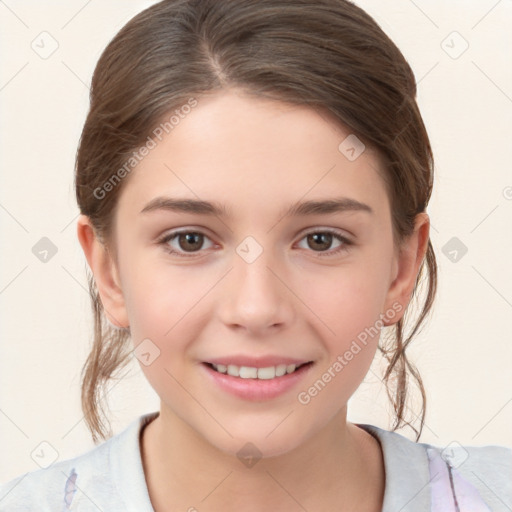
[203,361,313,380]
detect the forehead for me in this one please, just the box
[117,90,389,218]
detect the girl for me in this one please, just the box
[1,0,510,510]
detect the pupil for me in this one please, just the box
[308,233,332,251]
[179,233,203,252]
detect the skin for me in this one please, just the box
[78,88,430,511]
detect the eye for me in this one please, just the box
[157,228,352,258]
[158,230,214,257]
[296,229,352,256]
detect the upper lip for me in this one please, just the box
[204,355,313,368]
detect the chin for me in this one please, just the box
[199,419,315,463]
[219,435,299,462]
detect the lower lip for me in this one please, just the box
[201,362,314,401]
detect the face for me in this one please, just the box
[89,89,420,458]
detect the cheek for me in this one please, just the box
[123,264,209,409]
[121,250,206,337]
[298,257,391,344]
[121,259,216,384]
[294,266,388,418]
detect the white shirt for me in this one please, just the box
[1,411,510,511]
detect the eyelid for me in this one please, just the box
[298,226,353,241]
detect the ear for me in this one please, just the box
[382,212,430,326]
[76,215,129,328]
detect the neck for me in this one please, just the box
[140,405,385,512]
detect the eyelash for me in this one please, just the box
[157,228,353,258]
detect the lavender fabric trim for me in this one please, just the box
[61,468,77,511]
[427,447,492,511]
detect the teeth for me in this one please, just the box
[239,366,258,378]
[275,364,287,377]
[212,363,300,379]
[227,364,239,377]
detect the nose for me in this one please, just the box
[217,247,295,335]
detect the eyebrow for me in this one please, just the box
[140,196,373,217]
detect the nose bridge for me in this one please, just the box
[218,236,294,332]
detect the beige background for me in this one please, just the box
[1,0,511,484]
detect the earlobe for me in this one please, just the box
[76,215,129,328]
[382,213,430,326]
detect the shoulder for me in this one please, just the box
[357,423,512,512]
[0,413,157,512]
[0,438,111,512]
[438,441,512,509]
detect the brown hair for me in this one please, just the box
[75,0,437,443]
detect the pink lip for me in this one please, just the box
[204,355,312,368]
[201,361,314,401]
